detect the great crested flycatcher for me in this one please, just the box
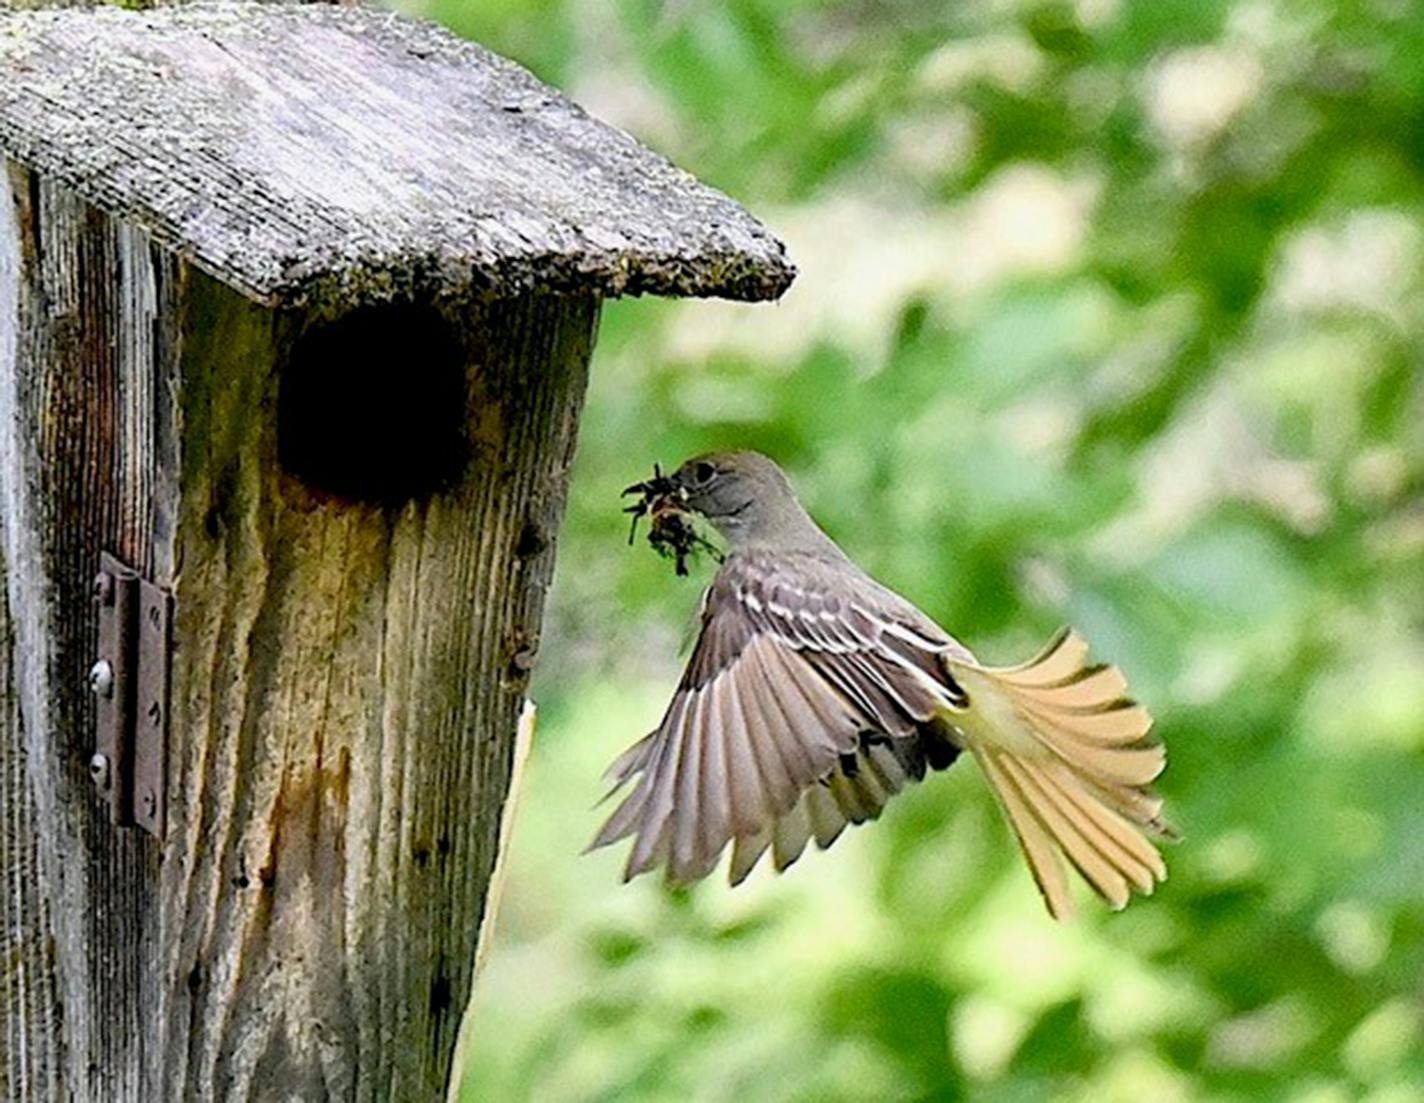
[593,451,1172,919]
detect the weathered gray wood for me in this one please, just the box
[1,4,792,1097]
[1,164,597,1099]
[0,1,794,310]
[0,540,63,1101]
[2,162,182,1100]
[155,277,595,1101]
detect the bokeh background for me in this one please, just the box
[401,1,1424,1099]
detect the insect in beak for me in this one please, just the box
[622,464,684,545]
[622,464,719,576]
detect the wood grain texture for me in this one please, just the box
[1,162,184,1099]
[155,276,595,1100]
[0,540,63,1102]
[0,1,795,309]
[2,165,598,1099]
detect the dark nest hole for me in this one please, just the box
[280,303,467,503]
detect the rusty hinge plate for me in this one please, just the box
[89,551,170,838]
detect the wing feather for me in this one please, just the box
[695,685,730,877]
[718,669,768,837]
[864,743,908,796]
[772,800,814,871]
[625,698,690,879]
[727,659,797,818]
[671,692,708,880]
[730,828,771,886]
[744,638,830,787]
[804,784,848,849]
[602,730,657,787]
[593,550,968,886]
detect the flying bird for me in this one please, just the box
[593,451,1173,919]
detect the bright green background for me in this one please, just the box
[406,1,1423,1099]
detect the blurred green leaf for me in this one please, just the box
[403,0,1424,1099]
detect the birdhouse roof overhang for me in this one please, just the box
[0,2,794,309]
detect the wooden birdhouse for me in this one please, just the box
[0,4,792,1099]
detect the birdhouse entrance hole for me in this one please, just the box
[279,302,466,503]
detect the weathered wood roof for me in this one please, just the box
[0,2,794,307]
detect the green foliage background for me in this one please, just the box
[410,1,1423,1099]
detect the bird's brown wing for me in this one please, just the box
[591,551,968,885]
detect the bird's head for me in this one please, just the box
[626,450,834,554]
[668,451,791,532]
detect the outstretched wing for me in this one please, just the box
[591,551,969,885]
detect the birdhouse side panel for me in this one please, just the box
[0,161,183,1100]
[0,539,64,1102]
[155,279,599,1099]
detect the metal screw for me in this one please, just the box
[92,572,114,605]
[88,660,114,698]
[147,700,162,726]
[140,790,157,819]
[89,753,111,791]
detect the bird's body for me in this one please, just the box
[596,451,1172,918]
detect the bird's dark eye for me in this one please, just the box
[692,461,716,485]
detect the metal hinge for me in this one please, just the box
[88,551,171,838]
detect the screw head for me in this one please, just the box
[140,790,157,818]
[92,572,114,605]
[88,660,114,698]
[89,753,111,791]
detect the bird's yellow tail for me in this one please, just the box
[945,629,1174,920]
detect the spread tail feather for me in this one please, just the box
[947,628,1174,920]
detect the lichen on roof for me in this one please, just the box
[0,1,795,308]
